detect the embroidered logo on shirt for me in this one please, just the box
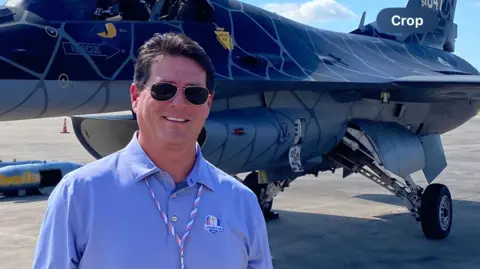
[204,215,224,235]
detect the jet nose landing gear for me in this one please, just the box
[242,171,288,222]
[420,183,453,240]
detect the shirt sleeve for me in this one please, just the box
[247,196,274,269]
[32,176,84,269]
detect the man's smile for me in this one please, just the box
[162,116,190,123]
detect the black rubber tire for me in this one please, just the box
[243,172,273,213]
[420,183,453,240]
[38,186,55,196]
[1,190,19,197]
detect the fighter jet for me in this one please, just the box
[1,0,479,240]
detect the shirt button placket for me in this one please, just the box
[170,192,177,224]
[169,189,178,232]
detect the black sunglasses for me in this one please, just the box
[148,82,210,105]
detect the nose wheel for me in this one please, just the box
[242,171,281,222]
[420,183,453,240]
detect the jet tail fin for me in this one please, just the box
[403,0,458,52]
[350,0,458,52]
[358,11,366,31]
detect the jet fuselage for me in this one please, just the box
[0,0,479,136]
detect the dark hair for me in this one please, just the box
[133,32,216,92]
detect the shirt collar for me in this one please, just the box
[122,131,217,191]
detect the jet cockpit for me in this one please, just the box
[4,0,215,22]
[94,0,215,22]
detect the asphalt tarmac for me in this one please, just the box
[0,116,479,269]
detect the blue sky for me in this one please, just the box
[1,0,479,69]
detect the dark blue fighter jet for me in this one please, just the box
[1,0,479,240]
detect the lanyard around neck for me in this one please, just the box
[145,178,205,269]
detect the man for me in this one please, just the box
[32,32,273,269]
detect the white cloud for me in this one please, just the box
[263,0,356,23]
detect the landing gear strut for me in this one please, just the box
[242,171,287,221]
[326,126,453,240]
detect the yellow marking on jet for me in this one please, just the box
[215,27,233,50]
[97,23,117,39]
[0,172,40,186]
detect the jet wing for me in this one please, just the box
[394,75,480,86]
[323,74,480,103]
[385,75,480,102]
[214,75,480,103]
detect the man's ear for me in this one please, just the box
[130,83,139,113]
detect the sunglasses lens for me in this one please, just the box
[150,83,177,101]
[185,86,209,105]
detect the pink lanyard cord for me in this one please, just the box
[145,179,205,269]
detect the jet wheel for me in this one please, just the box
[1,191,19,197]
[243,172,278,221]
[419,183,453,240]
[38,186,55,196]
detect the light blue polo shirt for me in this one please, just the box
[32,132,273,269]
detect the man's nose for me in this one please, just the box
[169,89,190,106]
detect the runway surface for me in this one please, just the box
[0,116,479,269]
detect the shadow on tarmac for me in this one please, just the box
[268,196,480,269]
[0,193,48,203]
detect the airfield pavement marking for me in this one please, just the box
[0,116,480,268]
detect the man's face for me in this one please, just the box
[130,55,213,147]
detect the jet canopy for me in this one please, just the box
[5,0,214,22]
[145,0,215,22]
[5,0,99,20]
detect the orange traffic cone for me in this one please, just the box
[60,118,69,133]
